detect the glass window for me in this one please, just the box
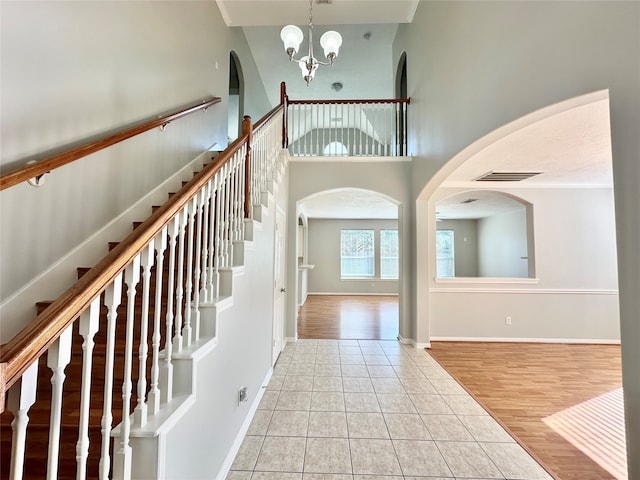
[436,230,455,278]
[341,230,374,277]
[380,230,399,279]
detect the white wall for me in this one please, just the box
[307,218,399,295]
[478,208,528,278]
[0,1,270,340]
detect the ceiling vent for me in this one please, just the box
[317,0,332,4]
[475,171,542,182]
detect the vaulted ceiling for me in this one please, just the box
[216,1,613,221]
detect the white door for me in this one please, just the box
[272,208,286,365]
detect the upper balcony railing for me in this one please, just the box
[281,83,410,158]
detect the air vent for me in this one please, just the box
[317,0,332,4]
[475,171,542,182]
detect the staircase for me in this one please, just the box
[0,108,286,479]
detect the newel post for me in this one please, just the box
[0,362,6,414]
[242,115,252,219]
[280,81,289,148]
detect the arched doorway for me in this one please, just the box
[296,188,401,340]
[228,51,244,143]
[395,52,408,156]
[414,90,618,345]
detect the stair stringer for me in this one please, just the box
[122,187,281,480]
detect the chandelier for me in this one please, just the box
[280,0,343,86]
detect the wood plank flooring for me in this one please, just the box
[427,342,624,480]
[297,294,399,340]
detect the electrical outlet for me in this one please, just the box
[505,316,512,325]
[238,386,248,404]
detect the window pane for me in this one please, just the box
[380,230,399,279]
[341,230,374,277]
[436,230,455,278]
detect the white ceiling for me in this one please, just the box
[216,1,419,27]
[300,189,398,219]
[436,98,613,219]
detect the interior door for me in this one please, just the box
[272,208,286,365]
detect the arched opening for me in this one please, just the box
[228,51,244,143]
[435,190,534,278]
[323,141,349,156]
[395,52,408,155]
[413,90,618,347]
[296,188,401,340]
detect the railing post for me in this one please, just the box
[280,81,288,148]
[242,115,252,219]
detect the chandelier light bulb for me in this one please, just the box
[280,0,343,85]
[280,25,304,59]
[320,31,342,63]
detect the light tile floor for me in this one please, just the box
[227,339,552,480]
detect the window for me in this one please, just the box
[380,230,399,279]
[341,230,374,277]
[436,230,455,278]
[323,141,349,156]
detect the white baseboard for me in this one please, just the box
[285,336,298,345]
[430,336,621,345]
[307,292,399,296]
[216,368,273,480]
[397,335,431,349]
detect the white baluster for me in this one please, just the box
[113,256,141,480]
[315,104,320,155]
[199,181,212,304]
[161,217,179,404]
[172,205,189,353]
[321,103,326,155]
[183,198,197,347]
[396,102,400,156]
[192,188,206,342]
[207,174,220,300]
[222,164,231,268]
[384,103,389,156]
[341,103,345,154]
[148,228,167,415]
[99,272,123,480]
[134,242,154,427]
[213,173,223,298]
[8,361,39,480]
[46,325,73,480]
[403,102,408,156]
[76,298,101,480]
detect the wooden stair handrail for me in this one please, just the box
[0,136,242,392]
[0,97,221,191]
[0,101,285,401]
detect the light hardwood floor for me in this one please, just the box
[297,295,625,480]
[428,342,623,480]
[297,294,399,340]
